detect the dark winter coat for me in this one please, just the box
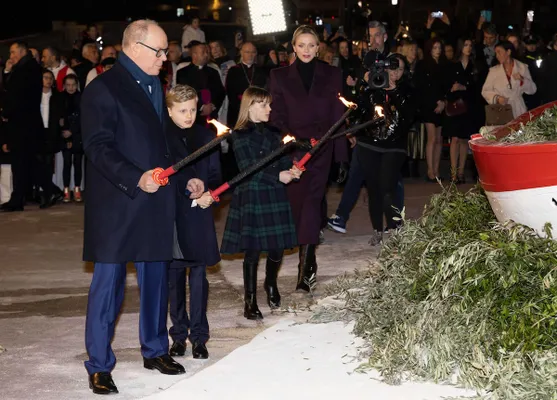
[168,122,221,267]
[81,61,195,263]
[221,122,297,253]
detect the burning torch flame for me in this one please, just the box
[374,106,384,117]
[208,119,231,136]
[338,95,357,109]
[282,135,296,144]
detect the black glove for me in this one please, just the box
[295,138,314,151]
[336,162,349,184]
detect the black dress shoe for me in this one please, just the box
[39,194,58,209]
[89,372,118,395]
[1,204,24,212]
[143,354,185,375]
[191,342,209,359]
[169,340,186,357]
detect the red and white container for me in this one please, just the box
[469,101,557,237]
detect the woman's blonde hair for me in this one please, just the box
[291,25,320,46]
[166,84,198,108]
[234,86,272,130]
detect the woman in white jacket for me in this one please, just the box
[181,17,206,55]
[482,40,537,118]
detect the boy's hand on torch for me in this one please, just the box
[197,191,214,209]
[187,178,205,199]
[139,170,161,193]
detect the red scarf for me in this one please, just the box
[55,65,69,92]
[162,61,174,94]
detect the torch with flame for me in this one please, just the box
[152,119,233,186]
[339,96,358,109]
[208,119,231,137]
[294,95,357,171]
[209,134,297,202]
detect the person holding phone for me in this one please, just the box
[475,18,499,68]
[480,10,492,22]
[425,12,456,51]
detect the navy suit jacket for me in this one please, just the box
[81,61,194,263]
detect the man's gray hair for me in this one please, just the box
[368,20,386,35]
[122,19,159,49]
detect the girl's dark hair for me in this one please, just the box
[424,38,446,64]
[456,38,479,77]
[63,73,79,86]
[456,38,477,61]
[388,53,411,85]
[495,40,517,59]
[42,68,55,77]
[337,38,353,55]
[42,68,57,91]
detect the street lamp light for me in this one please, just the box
[392,0,398,5]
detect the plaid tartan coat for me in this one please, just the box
[221,122,298,254]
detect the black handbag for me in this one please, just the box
[445,98,468,117]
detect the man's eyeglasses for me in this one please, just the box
[137,42,169,58]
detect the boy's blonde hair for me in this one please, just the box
[166,84,198,108]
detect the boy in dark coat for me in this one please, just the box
[166,84,222,359]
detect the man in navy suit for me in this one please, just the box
[81,19,204,395]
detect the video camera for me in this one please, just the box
[347,50,399,136]
[363,50,400,90]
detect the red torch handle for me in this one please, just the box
[209,182,230,202]
[152,167,174,186]
[294,152,313,171]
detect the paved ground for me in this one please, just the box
[0,179,473,399]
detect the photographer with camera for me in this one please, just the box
[354,53,416,245]
[329,21,404,235]
[328,21,391,234]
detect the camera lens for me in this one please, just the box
[371,73,386,88]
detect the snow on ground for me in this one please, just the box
[143,319,476,400]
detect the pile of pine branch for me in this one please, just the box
[315,186,557,400]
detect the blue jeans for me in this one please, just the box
[336,148,404,221]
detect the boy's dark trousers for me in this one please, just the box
[168,260,209,344]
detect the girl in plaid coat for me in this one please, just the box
[221,86,302,320]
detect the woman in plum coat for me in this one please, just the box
[269,25,348,292]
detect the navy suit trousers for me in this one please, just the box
[84,262,169,374]
[168,262,209,344]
